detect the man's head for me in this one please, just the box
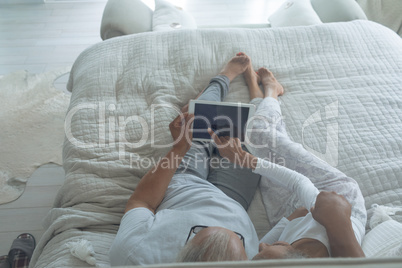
[177,226,248,262]
[252,242,307,260]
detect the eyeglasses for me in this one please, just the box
[185,225,245,249]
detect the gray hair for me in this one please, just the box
[177,230,244,262]
[283,249,308,259]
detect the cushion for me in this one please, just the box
[356,0,402,37]
[311,0,367,23]
[100,0,153,40]
[152,0,197,32]
[362,220,402,257]
[268,0,322,27]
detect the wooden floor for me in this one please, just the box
[0,0,284,256]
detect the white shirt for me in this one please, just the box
[109,174,259,266]
[260,214,330,251]
[253,158,364,253]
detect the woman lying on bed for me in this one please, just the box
[208,64,367,259]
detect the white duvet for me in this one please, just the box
[31,21,402,267]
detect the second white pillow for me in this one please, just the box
[269,0,322,27]
[152,0,197,32]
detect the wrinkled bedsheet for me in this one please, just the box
[31,21,402,267]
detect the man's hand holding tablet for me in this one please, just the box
[207,128,258,169]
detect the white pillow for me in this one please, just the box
[311,0,367,23]
[268,0,322,27]
[152,0,197,32]
[357,0,402,37]
[362,220,402,257]
[100,0,153,40]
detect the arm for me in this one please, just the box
[311,191,365,257]
[253,158,319,210]
[125,113,193,214]
[208,130,319,209]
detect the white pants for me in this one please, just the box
[247,97,367,243]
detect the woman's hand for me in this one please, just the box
[310,191,365,257]
[311,191,352,229]
[169,112,194,154]
[208,128,257,169]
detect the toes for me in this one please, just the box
[257,67,268,75]
[258,67,274,77]
[235,52,250,63]
[236,52,248,57]
[244,57,250,64]
[234,55,250,65]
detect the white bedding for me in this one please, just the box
[31,21,402,267]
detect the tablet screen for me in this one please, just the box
[192,103,250,141]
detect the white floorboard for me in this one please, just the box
[0,0,284,257]
[0,164,65,255]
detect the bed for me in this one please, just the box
[30,20,402,267]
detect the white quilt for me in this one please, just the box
[31,21,402,267]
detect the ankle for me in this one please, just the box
[267,93,278,100]
[219,72,235,82]
[247,77,259,86]
[265,90,278,99]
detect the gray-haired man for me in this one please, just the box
[109,53,261,265]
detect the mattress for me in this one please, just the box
[31,20,402,267]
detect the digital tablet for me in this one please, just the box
[188,100,255,142]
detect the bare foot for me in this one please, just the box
[258,67,284,99]
[181,53,252,112]
[244,60,264,100]
[219,53,250,82]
